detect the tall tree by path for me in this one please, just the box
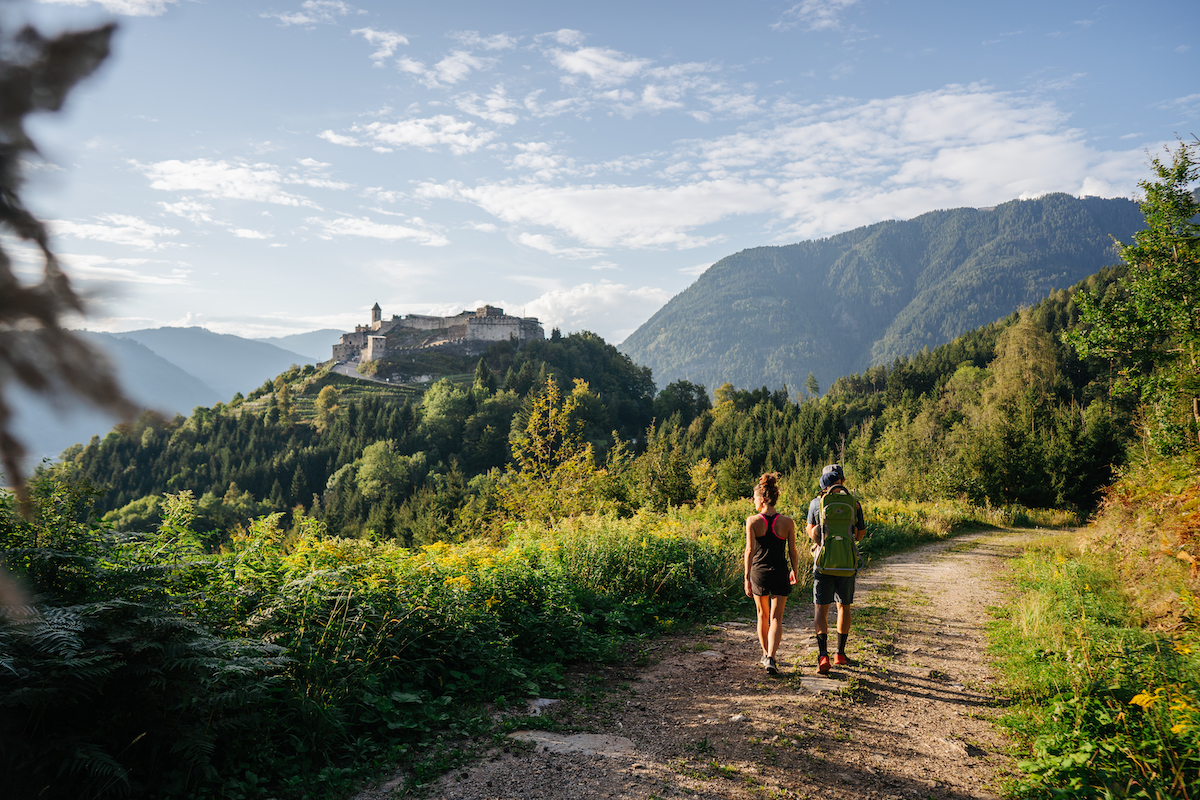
[1067,138,1200,453]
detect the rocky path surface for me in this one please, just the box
[360,529,1040,799]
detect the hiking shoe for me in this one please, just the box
[817,655,831,674]
[766,656,779,675]
[759,656,771,670]
[835,653,850,666]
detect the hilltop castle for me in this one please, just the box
[331,303,544,362]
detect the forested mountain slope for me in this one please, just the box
[620,193,1143,394]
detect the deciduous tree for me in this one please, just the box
[1067,139,1200,452]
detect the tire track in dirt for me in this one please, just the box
[359,529,1040,799]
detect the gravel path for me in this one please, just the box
[357,529,1039,799]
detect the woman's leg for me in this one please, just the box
[767,595,788,658]
[754,593,771,656]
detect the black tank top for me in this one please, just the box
[750,513,788,572]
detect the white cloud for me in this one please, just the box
[318,130,362,147]
[409,85,1152,252]
[39,0,178,16]
[455,86,520,125]
[365,187,406,203]
[159,200,214,224]
[233,229,272,239]
[353,27,409,65]
[509,142,572,177]
[550,46,652,87]
[471,222,499,233]
[523,89,587,118]
[308,216,449,246]
[433,50,491,85]
[451,31,518,50]
[537,29,586,47]
[298,158,332,168]
[138,159,322,207]
[1156,93,1200,116]
[421,178,775,249]
[59,254,192,285]
[338,115,496,155]
[687,86,1151,239]
[50,215,180,250]
[522,282,673,342]
[263,0,357,26]
[773,0,859,32]
[399,50,494,88]
[679,263,712,277]
[516,232,602,259]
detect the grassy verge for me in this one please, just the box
[989,535,1200,798]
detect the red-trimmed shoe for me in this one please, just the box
[817,654,831,674]
[835,653,850,666]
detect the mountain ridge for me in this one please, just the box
[619,193,1145,394]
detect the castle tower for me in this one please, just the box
[371,302,382,330]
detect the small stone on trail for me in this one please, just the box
[730,713,748,722]
[507,731,637,758]
[527,697,560,716]
[796,675,840,693]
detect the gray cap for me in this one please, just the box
[819,464,844,490]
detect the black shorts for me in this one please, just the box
[750,566,792,597]
[813,572,855,605]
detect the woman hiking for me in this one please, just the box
[744,472,800,674]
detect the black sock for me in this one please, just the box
[816,633,828,656]
[837,633,848,654]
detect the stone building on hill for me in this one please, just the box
[331,303,544,362]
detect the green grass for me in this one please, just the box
[989,538,1200,798]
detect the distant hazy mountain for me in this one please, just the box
[254,329,345,361]
[120,327,314,400]
[620,193,1145,395]
[12,333,223,464]
[13,327,315,466]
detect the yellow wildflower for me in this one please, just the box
[1130,688,1164,709]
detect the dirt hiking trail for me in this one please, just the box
[361,529,1042,800]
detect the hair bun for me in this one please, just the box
[757,472,781,505]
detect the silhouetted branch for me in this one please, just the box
[0,21,135,507]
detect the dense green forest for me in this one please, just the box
[620,192,1145,396]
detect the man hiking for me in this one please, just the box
[806,464,867,674]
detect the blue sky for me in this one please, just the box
[11,0,1199,345]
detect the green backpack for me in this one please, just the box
[814,485,861,577]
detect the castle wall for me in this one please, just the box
[332,306,544,362]
[365,335,387,361]
[466,316,543,342]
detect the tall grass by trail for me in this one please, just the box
[1,478,1070,799]
[991,539,1200,799]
